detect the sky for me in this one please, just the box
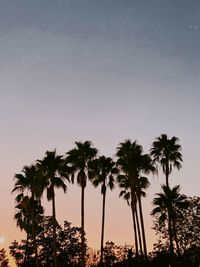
[0,0,200,265]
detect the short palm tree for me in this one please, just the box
[151,185,189,257]
[14,192,44,266]
[37,150,69,267]
[150,134,182,188]
[116,140,155,260]
[66,141,98,267]
[88,156,118,265]
[14,194,32,265]
[13,165,45,267]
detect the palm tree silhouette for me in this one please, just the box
[13,165,45,267]
[116,139,155,260]
[117,173,142,258]
[151,185,189,257]
[14,192,44,266]
[37,150,68,267]
[135,176,150,259]
[89,156,118,265]
[66,141,98,267]
[150,134,182,188]
[14,194,32,264]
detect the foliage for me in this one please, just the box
[14,194,44,235]
[176,196,200,251]
[153,196,200,253]
[10,216,85,267]
[37,150,68,203]
[150,134,182,187]
[0,249,9,267]
[86,242,133,267]
[103,241,133,266]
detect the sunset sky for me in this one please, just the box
[0,1,200,265]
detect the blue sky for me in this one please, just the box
[0,1,200,264]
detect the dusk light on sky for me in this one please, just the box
[0,1,200,266]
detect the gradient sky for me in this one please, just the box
[0,1,200,265]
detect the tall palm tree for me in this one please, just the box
[37,150,68,267]
[13,165,45,267]
[151,185,189,257]
[66,141,98,267]
[150,134,182,188]
[88,156,118,265]
[116,139,155,260]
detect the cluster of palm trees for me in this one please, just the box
[12,134,186,267]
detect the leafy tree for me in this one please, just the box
[150,134,182,188]
[10,239,35,267]
[37,150,69,267]
[176,196,200,251]
[103,241,133,267]
[153,196,200,256]
[66,141,97,267]
[10,217,84,267]
[104,241,117,266]
[88,156,118,265]
[0,249,9,267]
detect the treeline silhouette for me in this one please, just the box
[2,134,199,267]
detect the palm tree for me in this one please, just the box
[13,165,45,200]
[150,134,182,188]
[116,139,155,260]
[14,193,44,266]
[14,193,32,265]
[66,141,98,267]
[88,156,118,265]
[37,150,68,267]
[117,174,142,258]
[135,176,150,259]
[13,165,45,267]
[151,185,189,257]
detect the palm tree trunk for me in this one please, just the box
[172,219,181,256]
[168,213,174,258]
[100,189,106,266]
[52,189,58,267]
[81,185,85,267]
[31,193,40,267]
[135,204,143,257]
[24,233,29,265]
[131,189,139,259]
[165,161,169,188]
[137,194,148,260]
[131,206,139,259]
[32,215,40,267]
